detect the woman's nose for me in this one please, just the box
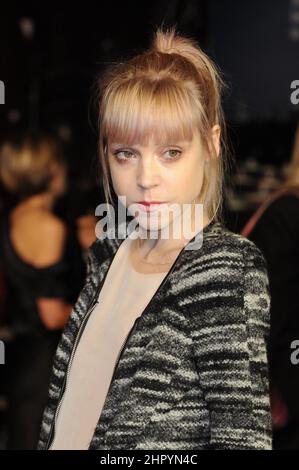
[136,158,160,189]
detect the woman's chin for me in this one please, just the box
[134,214,172,235]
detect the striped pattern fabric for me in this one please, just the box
[37,221,272,450]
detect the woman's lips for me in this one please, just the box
[136,202,168,213]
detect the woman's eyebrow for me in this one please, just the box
[108,143,139,151]
[156,141,189,146]
[109,141,190,149]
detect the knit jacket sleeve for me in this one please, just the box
[189,238,272,449]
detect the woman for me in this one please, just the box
[0,132,86,449]
[241,123,299,449]
[38,26,272,450]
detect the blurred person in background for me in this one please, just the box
[0,132,86,449]
[241,123,299,449]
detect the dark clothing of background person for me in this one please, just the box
[0,211,86,450]
[248,192,299,449]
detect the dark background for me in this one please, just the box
[0,0,299,450]
[0,0,299,226]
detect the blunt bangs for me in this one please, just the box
[101,79,201,146]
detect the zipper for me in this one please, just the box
[47,305,139,450]
[45,277,105,449]
[46,230,195,449]
[49,301,100,448]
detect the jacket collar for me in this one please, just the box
[89,219,222,269]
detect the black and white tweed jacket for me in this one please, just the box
[38,221,272,450]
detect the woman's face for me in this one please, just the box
[107,126,220,234]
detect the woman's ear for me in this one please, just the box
[211,124,221,158]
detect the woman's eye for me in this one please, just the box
[112,148,181,161]
[113,150,135,160]
[164,149,181,159]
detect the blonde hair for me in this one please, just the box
[95,25,229,222]
[0,132,65,199]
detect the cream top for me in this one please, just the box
[50,235,169,450]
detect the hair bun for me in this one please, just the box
[151,26,180,54]
[151,25,200,64]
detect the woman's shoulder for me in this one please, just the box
[177,222,269,296]
[10,206,67,236]
[83,222,124,277]
[201,222,267,269]
[35,210,67,239]
[7,208,68,269]
[87,221,129,261]
[183,223,270,331]
[27,211,68,266]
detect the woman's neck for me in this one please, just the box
[17,192,55,212]
[131,205,210,264]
